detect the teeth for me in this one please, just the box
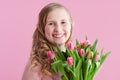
[53,34,63,38]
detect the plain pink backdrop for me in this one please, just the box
[0,0,120,80]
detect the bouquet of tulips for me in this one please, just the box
[47,37,110,80]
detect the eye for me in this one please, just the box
[61,21,66,24]
[48,22,54,25]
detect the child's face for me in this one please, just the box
[45,8,71,46]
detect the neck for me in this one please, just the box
[58,44,66,52]
[52,44,66,52]
[47,41,66,52]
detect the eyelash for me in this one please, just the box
[47,21,66,25]
[61,21,66,24]
[48,23,54,25]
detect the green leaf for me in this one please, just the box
[90,52,111,79]
[100,48,104,57]
[61,74,69,80]
[85,45,91,54]
[92,50,98,62]
[74,50,80,61]
[86,35,88,40]
[56,45,66,61]
[83,60,90,80]
[76,58,82,69]
[66,47,73,57]
[91,39,98,53]
[65,66,76,79]
[89,62,95,74]
[76,39,80,46]
[80,69,83,80]
[101,48,104,54]
[51,60,63,73]
[87,60,93,80]
[74,58,82,80]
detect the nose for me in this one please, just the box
[54,23,62,33]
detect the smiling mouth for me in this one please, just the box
[53,34,64,38]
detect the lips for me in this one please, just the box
[53,34,64,38]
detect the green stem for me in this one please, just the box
[63,73,69,80]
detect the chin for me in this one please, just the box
[55,41,65,46]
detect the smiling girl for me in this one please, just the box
[22,3,74,80]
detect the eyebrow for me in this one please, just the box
[46,20,55,23]
[47,19,67,22]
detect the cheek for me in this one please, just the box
[45,26,53,37]
[66,25,72,34]
[67,25,72,39]
[45,26,49,37]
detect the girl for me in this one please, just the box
[22,3,74,80]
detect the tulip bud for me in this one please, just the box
[47,51,54,59]
[74,46,81,51]
[95,54,100,62]
[79,49,85,57]
[86,51,93,59]
[54,51,58,55]
[83,40,91,46]
[67,57,74,66]
[66,41,74,50]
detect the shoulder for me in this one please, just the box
[22,57,60,80]
[22,58,42,80]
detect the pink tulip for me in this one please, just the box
[74,46,81,51]
[47,51,54,59]
[67,57,74,66]
[95,54,100,62]
[66,41,74,50]
[54,51,58,55]
[79,49,85,57]
[83,40,90,46]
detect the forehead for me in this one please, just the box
[46,8,70,21]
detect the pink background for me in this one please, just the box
[0,0,120,80]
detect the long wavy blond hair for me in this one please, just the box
[30,3,73,75]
